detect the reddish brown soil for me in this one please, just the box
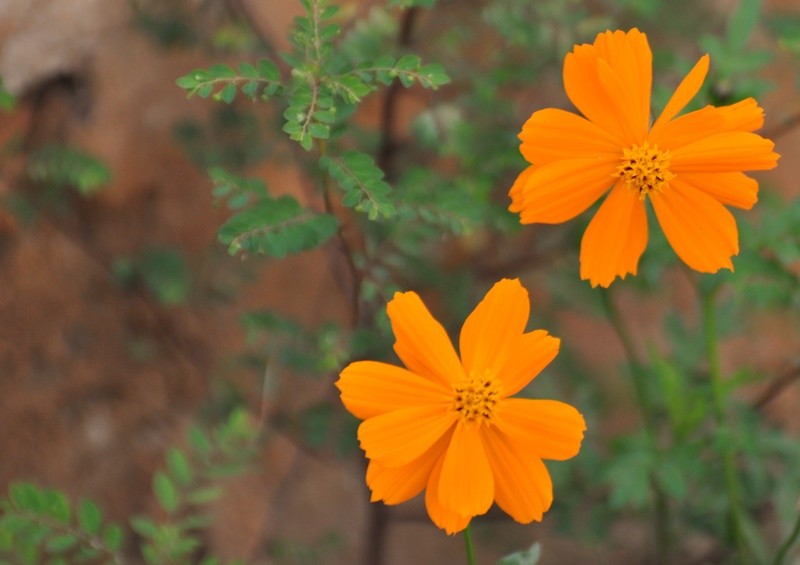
[0,1,798,564]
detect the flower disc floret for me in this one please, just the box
[452,373,500,424]
[616,142,674,199]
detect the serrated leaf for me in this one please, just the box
[77,499,102,535]
[217,195,338,257]
[153,472,179,514]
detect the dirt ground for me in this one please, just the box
[0,1,798,564]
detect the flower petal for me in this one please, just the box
[459,279,529,378]
[679,171,758,210]
[366,428,453,505]
[358,405,456,468]
[425,454,472,534]
[649,106,725,149]
[482,426,553,524]
[508,158,617,224]
[715,98,765,132]
[337,361,452,420]
[498,330,560,397]
[518,108,622,166]
[670,131,779,173]
[564,29,652,142]
[387,291,465,387]
[438,422,494,518]
[651,178,738,273]
[494,399,586,461]
[651,54,709,134]
[579,181,648,288]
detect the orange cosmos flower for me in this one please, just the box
[508,29,780,288]
[336,278,586,534]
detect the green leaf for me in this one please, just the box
[217,194,338,257]
[27,144,111,195]
[45,490,71,523]
[139,248,192,306]
[77,499,102,535]
[185,486,224,506]
[319,151,395,219]
[103,524,124,551]
[0,76,16,111]
[213,82,237,104]
[388,0,436,7]
[130,516,159,538]
[45,534,78,553]
[187,427,212,457]
[10,483,44,512]
[727,0,762,51]
[166,449,192,487]
[499,542,541,565]
[153,472,179,514]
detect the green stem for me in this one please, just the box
[463,524,477,565]
[773,504,800,565]
[700,286,749,563]
[599,289,670,560]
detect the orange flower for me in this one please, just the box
[508,29,780,288]
[336,278,586,534]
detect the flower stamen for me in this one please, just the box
[615,141,674,199]
[453,373,500,424]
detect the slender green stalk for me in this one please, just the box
[773,505,800,565]
[700,286,749,563]
[599,289,670,560]
[463,524,477,565]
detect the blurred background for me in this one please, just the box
[1,0,799,563]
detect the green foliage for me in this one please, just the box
[0,409,259,564]
[0,76,15,111]
[0,484,124,564]
[113,247,193,306]
[27,144,111,196]
[215,180,338,258]
[241,310,346,376]
[319,150,395,219]
[498,542,541,565]
[176,60,282,103]
[388,0,436,7]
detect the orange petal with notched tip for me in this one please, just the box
[497,330,560,398]
[651,178,738,273]
[337,361,452,420]
[425,453,472,534]
[358,405,455,468]
[494,398,586,461]
[437,423,494,518]
[482,426,553,524]
[459,279,529,378]
[387,291,465,387]
[579,181,648,288]
[509,158,617,224]
[366,429,454,505]
[679,171,758,210]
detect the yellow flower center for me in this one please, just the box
[452,373,500,424]
[615,141,674,199]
